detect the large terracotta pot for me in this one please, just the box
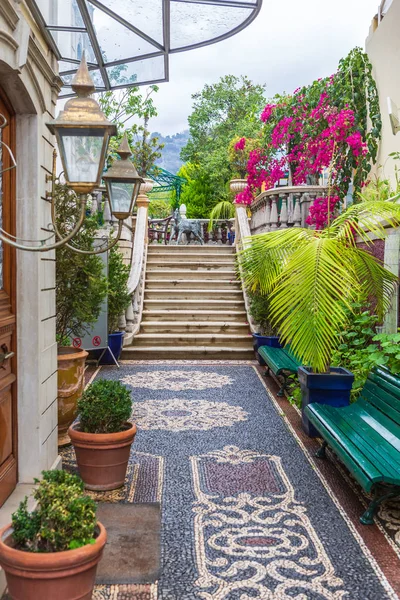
[68,422,137,491]
[0,522,106,600]
[57,347,88,447]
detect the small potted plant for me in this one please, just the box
[100,247,131,364]
[248,290,281,365]
[69,379,136,490]
[0,470,106,600]
[55,182,108,445]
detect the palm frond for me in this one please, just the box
[208,201,235,231]
[347,246,398,320]
[269,237,360,372]
[330,200,400,244]
[239,228,314,294]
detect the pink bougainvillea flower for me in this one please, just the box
[234,137,246,151]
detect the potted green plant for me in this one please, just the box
[69,379,136,490]
[100,246,132,364]
[0,470,106,600]
[248,290,281,364]
[240,198,400,436]
[55,183,108,445]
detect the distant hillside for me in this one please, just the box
[152,130,190,175]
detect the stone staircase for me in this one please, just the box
[121,244,254,360]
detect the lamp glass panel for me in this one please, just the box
[58,128,107,184]
[109,181,135,215]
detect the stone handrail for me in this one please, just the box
[251,185,328,234]
[122,196,150,346]
[234,203,257,333]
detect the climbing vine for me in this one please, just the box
[236,47,382,222]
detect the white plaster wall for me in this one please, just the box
[366,0,400,187]
[0,0,62,482]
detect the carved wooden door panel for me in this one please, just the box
[0,92,17,507]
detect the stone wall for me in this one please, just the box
[0,0,62,481]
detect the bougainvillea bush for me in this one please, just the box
[236,47,382,229]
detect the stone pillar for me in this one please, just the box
[235,202,251,247]
[383,231,400,333]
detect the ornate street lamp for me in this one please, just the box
[46,55,116,196]
[0,55,143,254]
[103,134,144,220]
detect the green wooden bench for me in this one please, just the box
[305,366,400,525]
[259,345,302,397]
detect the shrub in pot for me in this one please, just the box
[100,246,131,365]
[240,198,400,436]
[0,470,106,600]
[69,379,136,490]
[248,290,281,365]
[55,183,108,445]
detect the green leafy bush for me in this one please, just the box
[12,471,96,553]
[78,379,132,434]
[248,290,278,336]
[365,332,400,374]
[108,247,131,334]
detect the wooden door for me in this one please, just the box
[0,92,17,507]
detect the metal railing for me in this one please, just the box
[148,217,236,245]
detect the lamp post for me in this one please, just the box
[0,54,142,254]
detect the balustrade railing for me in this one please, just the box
[250,186,328,235]
[148,217,235,245]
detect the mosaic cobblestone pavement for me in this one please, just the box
[60,364,400,599]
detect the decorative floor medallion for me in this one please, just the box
[191,446,347,600]
[121,370,234,391]
[132,399,248,431]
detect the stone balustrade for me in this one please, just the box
[250,186,328,235]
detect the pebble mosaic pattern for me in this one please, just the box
[92,364,395,599]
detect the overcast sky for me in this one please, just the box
[150,0,380,135]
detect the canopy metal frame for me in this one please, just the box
[25,0,262,97]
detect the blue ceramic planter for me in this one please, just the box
[299,366,354,437]
[252,333,282,365]
[99,332,125,365]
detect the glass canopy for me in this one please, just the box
[26,0,262,97]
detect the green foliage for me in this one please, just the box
[78,379,132,434]
[208,201,235,231]
[332,301,378,400]
[12,471,96,553]
[248,290,278,336]
[181,75,265,198]
[108,248,131,334]
[228,136,260,178]
[55,184,108,343]
[148,198,172,219]
[240,199,400,372]
[177,163,218,219]
[99,86,164,177]
[365,332,400,374]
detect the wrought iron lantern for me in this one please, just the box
[46,55,117,195]
[103,134,144,220]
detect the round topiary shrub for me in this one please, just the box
[77,380,132,434]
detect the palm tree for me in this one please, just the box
[239,198,400,373]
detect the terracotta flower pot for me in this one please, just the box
[68,422,137,491]
[0,521,106,600]
[57,347,88,447]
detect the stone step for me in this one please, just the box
[146,269,237,280]
[147,253,236,264]
[121,346,255,360]
[144,279,240,290]
[143,299,245,311]
[140,321,249,334]
[132,333,254,347]
[148,244,234,254]
[144,289,244,301]
[147,261,235,271]
[142,309,248,322]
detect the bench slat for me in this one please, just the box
[356,400,400,455]
[360,380,400,427]
[306,405,382,492]
[258,346,301,376]
[329,406,400,479]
